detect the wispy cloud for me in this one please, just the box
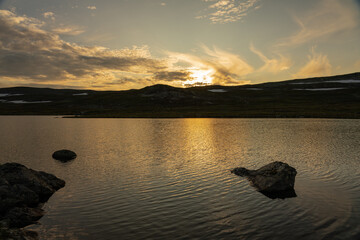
[278,0,358,47]
[43,11,55,21]
[154,70,193,82]
[0,10,176,89]
[354,60,360,69]
[168,45,254,85]
[293,48,332,78]
[0,10,217,89]
[197,0,261,24]
[87,6,96,10]
[52,26,85,36]
[250,43,291,73]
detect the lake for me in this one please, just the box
[0,117,359,239]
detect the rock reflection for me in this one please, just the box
[0,117,358,239]
[260,188,297,199]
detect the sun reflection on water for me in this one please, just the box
[1,117,359,240]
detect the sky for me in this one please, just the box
[0,0,359,90]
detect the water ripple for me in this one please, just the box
[0,117,358,239]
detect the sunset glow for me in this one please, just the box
[0,2,359,240]
[0,0,359,90]
[183,69,214,87]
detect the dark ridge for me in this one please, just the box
[0,72,359,118]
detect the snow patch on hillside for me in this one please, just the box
[0,93,24,97]
[293,88,346,91]
[325,80,360,83]
[8,100,52,104]
[208,89,227,93]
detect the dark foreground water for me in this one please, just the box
[0,117,359,240]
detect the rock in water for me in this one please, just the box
[231,161,297,199]
[52,149,77,162]
[0,163,65,239]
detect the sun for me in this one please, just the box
[183,69,214,87]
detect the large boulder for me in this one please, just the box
[0,163,65,239]
[1,216,40,240]
[52,149,77,162]
[0,222,38,240]
[231,161,297,199]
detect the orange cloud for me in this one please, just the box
[293,48,332,78]
[278,0,358,47]
[52,26,85,36]
[0,10,173,90]
[250,43,291,73]
[197,0,261,24]
[354,60,360,69]
[168,45,254,85]
[43,12,55,21]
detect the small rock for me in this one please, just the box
[52,149,77,162]
[231,161,297,199]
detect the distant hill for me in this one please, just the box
[0,72,359,118]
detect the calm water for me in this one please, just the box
[0,117,359,240]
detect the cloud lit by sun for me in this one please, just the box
[167,46,254,88]
[0,0,359,90]
[183,69,214,87]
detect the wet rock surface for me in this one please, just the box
[231,161,297,199]
[0,163,65,239]
[52,149,77,162]
[0,224,39,240]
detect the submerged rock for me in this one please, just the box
[231,161,297,199]
[0,163,65,239]
[52,149,77,162]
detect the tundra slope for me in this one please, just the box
[0,72,359,118]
